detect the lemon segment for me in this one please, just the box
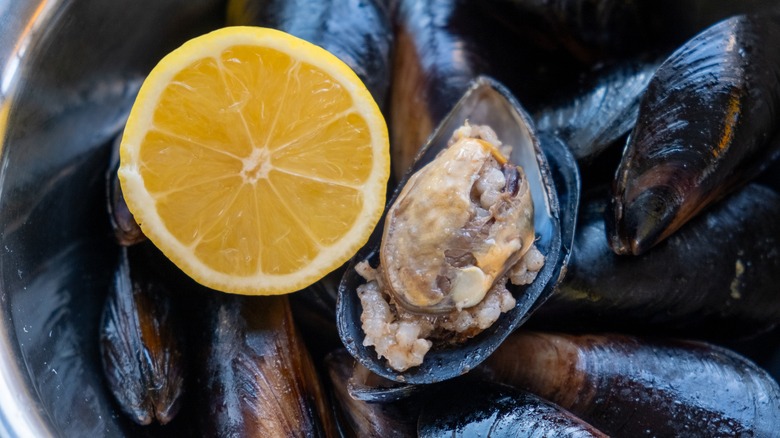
[118,26,389,295]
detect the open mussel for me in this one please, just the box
[608,14,780,255]
[337,77,578,384]
[478,331,780,436]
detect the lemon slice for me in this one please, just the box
[118,26,389,295]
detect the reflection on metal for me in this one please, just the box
[1,0,53,95]
[0,1,226,436]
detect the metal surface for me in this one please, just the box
[0,1,225,436]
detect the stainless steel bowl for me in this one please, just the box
[0,1,224,435]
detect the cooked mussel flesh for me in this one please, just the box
[338,77,574,383]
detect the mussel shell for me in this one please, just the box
[325,349,421,437]
[389,0,587,178]
[196,293,336,437]
[106,135,145,246]
[478,331,780,437]
[482,0,780,61]
[608,14,780,255]
[533,183,780,338]
[99,243,185,426]
[337,76,576,384]
[418,381,607,438]
[534,58,661,161]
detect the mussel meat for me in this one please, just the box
[338,77,577,383]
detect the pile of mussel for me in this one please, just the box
[98,0,780,436]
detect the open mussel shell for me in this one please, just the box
[337,76,574,384]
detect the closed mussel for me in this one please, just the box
[479,331,780,437]
[536,183,780,338]
[99,243,185,425]
[608,14,780,255]
[196,293,336,437]
[418,381,607,438]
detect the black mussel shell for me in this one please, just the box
[106,135,145,246]
[478,331,780,437]
[534,57,662,162]
[608,14,780,255]
[417,380,607,437]
[337,77,577,384]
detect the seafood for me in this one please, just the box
[78,2,780,436]
[325,349,420,437]
[534,183,780,338]
[418,381,607,437]
[478,331,780,437]
[106,136,145,246]
[380,123,542,315]
[338,77,577,383]
[226,0,393,109]
[534,57,661,161]
[389,0,584,178]
[99,244,185,425]
[483,0,780,60]
[196,293,336,437]
[608,14,780,255]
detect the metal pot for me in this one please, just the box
[0,1,224,435]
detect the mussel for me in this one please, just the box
[325,349,420,437]
[482,0,780,60]
[389,0,585,178]
[226,0,393,109]
[99,244,185,426]
[196,293,336,437]
[106,135,145,246]
[534,183,780,338]
[608,14,780,255]
[337,77,578,383]
[478,331,780,436]
[534,57,661,161]
[418,381,607,437]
